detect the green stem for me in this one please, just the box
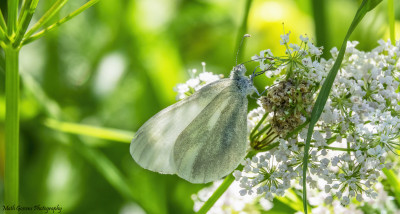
[322,146,354,152]
[0,8,7,31]
[23,0,100,45]
[0,27,7,43]
[388,0,395,45]
[197,151,257,214]
[234,0,253,63]
[249,113,268,139]
[196,174,235,214]
[250,123,271,142]
[7,0,18,36]
[5,47,20,213]
[13,0,39,48]
[23,0,69,40]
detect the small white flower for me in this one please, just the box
[186,78,200,88]
[308,41,322,56]
[198,72,220,83]
[289,43,300,51]
[265,192,274,201]
[336,191,342,199]
[300,35,309,43]
[280,32,291,45]
[341,196,350,206]
[233,170,242,180]
[302,57,313,68]
[356,194,363,202]
[324,185,331,193]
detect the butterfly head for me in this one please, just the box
[230,64,247,79]
[230,64,258,96]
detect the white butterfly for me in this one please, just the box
[130,63,259,183]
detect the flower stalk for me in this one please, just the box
[4,46,20,212]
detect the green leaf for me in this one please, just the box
[382,168,400,205]
[301,0,382,213]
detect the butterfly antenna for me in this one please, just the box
[236,34,251,66]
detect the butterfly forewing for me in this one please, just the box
[130,79,234,174]
[173,83,248,183]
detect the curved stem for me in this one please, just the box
[250,113,268,139]
[196,174,235,214]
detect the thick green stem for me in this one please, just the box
[5,47,20,213]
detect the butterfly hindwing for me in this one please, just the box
[173,82,248,183]
[130,79,234,174]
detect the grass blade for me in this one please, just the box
[301,0,382,213]
[45,119,134,143]
[382,168,400,205]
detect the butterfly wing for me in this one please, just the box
[130,79,233,174]
[173,82,248,183]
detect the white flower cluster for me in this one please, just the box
[173,62,222,100]
[179,35,400,212]
[192,180,272,214]
[235,37,400,208]
[253,32,324,84]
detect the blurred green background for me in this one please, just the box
[0,0,399,213]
